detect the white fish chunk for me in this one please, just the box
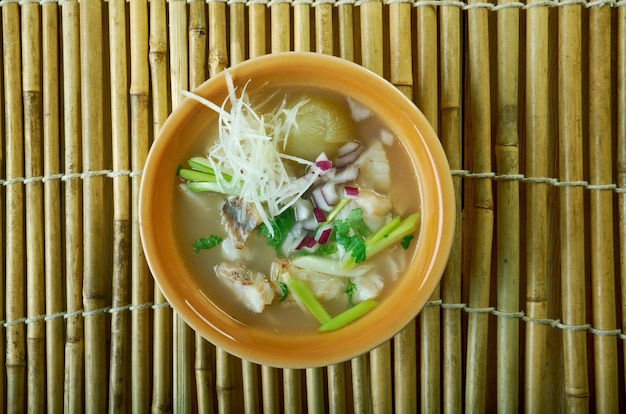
[214,262,275,313]
[352,273,384,303]
[355,140,391,193]
[220,196,263,249]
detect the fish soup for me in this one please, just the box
[172,78,421,334]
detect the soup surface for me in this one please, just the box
[172,81,421,334]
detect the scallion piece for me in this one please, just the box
[287,278,331,324]
[318,299,378,332]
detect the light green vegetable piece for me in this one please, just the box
[318,299,378,332]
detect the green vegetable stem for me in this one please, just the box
[318,299,378,332]
[286,277,332,324]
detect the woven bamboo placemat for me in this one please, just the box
[1,0,625,411]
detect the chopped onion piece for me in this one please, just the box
[344,186,360,198]
[313,207,327,223]
[317,227,333,244]
[347,97,373,121]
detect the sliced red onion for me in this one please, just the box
[344,186,360,198]
[311,186,333,211]
[315,159,333,171]
[317,227,333,244]
[295,234,317,251]
[313,207,327,223]
[301,217,319,232]
[293,199,313,221]
[335,141,364,168]
[321,182,339,205]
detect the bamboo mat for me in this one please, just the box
[1,0,625,412]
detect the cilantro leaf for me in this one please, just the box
[334,215,367,264]
[346,208,372,237]
[193,235,223,253]
[345,279,357,307]
[258,208,295,251]
[315,244,338,256]
[401,234,414,250]
[274,274,290,302]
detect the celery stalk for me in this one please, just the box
[179,169,216,182]
[318,299,378,332]
[366,212,420,257]
[287,278,331,324]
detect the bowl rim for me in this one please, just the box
[139,51,455,368]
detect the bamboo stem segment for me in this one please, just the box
[588,4,618,412]
[42,3,64,412]
[439,3,463,412]
[61,1,84,411]
[558,4,589,411]
[22,4,46,412]
[465,0,494,411]
[108,0,131,411]
[4,3,26,412]
[495,0,520,411]
[524,0,550,411]
[80,0,108,410]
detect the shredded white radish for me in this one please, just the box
[181,71,325,234]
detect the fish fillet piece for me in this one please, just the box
[220,196,263,249]
[214,262,275,313]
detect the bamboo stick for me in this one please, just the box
[306,368,324,413]
[327,363,346,414]
[439,3,463,412]
[168,1,194,410]
[22,4,46,412]
[294,2,311,52]
[315,2,333,55]
[495,0,520,412]
[80,0,108,410]
[3,3,26,412]
[0,29,7,414]
[209,0,229,77]
[130,0,153,411]
[389,7,418,409]
[42,4,64,413]
[464,0,494,411]
[230,1,247,65]
[195,335,216,413]
[370,342,392,413]
[283,369,303,413]
[188,8,214,410]
[618,2,626,402]
[61,1,85,411]
[414,3,442,412]
[588,4,618,412]
[271,1,291,53]
[558,4,589,411]
[189,0,208,84]
[524,0,550,411]
[108,0,131,411]
[351,354,370,413]
[337,4,355,61]
[394,320,417,413]
[262,365,280,414]
[389,1,412,97]
[242,360,259,413]
[149,0,174,410]
[248,3,267,58]
[216,349,233,413]
[359,0,383,76]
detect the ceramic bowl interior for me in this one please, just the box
[139,52,455,368]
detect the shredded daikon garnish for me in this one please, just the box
[181,72,324,234]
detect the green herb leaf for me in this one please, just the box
[275,275,289,302]
[345,279,357,307]
[346,208,372,237]
[334,217,367,264]
[401,234,414,250]
[258,208,295,251]
[192,235,223,253]
[314,244,338,256]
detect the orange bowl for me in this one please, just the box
[139,52,454,368]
